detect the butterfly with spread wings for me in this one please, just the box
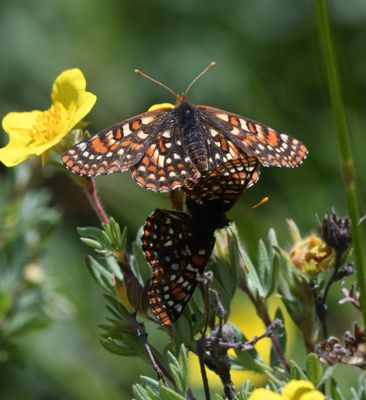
[141,157,259,326]
[61,62,308,192]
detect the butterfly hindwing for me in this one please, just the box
[185,156,260,216]
[131,125,201,192]
[198,105,308,168]
[142,209,214,326]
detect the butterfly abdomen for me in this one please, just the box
[184,129,209,171]
[174,101,209,172]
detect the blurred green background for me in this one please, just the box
[1,0,365,398]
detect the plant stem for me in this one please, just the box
[240,282,290,372]
[133,314,168,386]
[316,250,342,338]
[315,0,366,327]
[85,178,110,225]
[197,337,211,400]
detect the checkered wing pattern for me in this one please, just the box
[185,156,260,216]
[142,209,214,326]
[61,107,200,191]
[198,105,308,168]
[130,124,201,191]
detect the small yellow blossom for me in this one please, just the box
[148,103,174,112]
[248,380,325,400]
[289,235,336,274]
[0,68,96,167]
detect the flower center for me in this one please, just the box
[30,104,64,144]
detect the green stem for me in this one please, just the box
[315,0,366,326]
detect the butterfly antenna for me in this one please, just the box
[252,196,269,209]
[184,61,216,95]
[134,69,178,98]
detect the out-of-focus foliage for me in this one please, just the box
[1,0,366,399]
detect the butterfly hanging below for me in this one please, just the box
[142,157,259,326]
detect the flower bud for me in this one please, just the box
[289,235,336,274]
[320,209,351,253]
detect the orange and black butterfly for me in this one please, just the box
[142,157,259,326]
[61,62,308,192]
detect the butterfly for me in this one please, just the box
[141,157,259,326]
[61,62,308,192]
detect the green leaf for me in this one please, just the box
[179,344,189,392]
[159,382,185,400]
[289,360,307,380]
[239,245,266,299]
[267,254,279,297]
[234,390,247,400]
[85,255,114,291]
[257,239,271,290]
[145,387,160,400]
[330,378,345,400]
[103,217,123,250]
[286,219,302,243]
[167,351,184,394]
[133,384,152,400]
[140,376,160,395]
[79,237,103,250]
[214,395,224,400]
[317,365,337,388]
[132,242,152,284]
[306,353,323,387]
[105,255,123,281]
[78,226,112,250]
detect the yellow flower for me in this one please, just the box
[248,380,325,400]
[0,68,96,167]
[289,235,336,274]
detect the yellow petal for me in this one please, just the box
[248,388,282,400]
[148,103,174,112]
[299,391,325,400]
[282,380,315,400]
[0,111,42,166]
[51,68,97,132]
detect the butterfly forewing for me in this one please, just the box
[142,209,214,326]
[198,105,308,168]
[62,96,307,192]
[61,110,165,176]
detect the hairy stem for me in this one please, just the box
[85,178,109,225]
[315,0,366,327]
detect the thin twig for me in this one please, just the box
[209,288,225,336]
[132,313,168,385]
[197,271,214,336]
[240,281,290,372]
[217,319,282,351]
[85,178,109,224]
